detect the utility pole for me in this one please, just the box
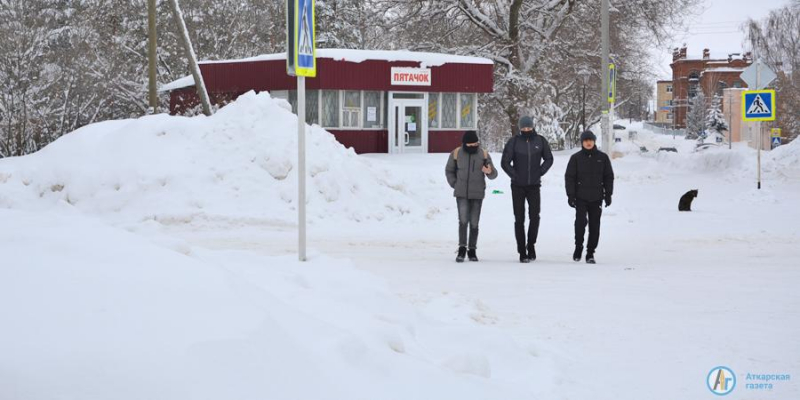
[147,0,158,113]
[600,0,611,151]
[167,0,212,116]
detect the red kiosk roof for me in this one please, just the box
[162,49,494,94]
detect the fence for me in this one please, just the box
[643,122,686,136]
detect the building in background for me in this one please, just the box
[669,46,752,128]
[161,49,494,154]
[655,80,673,125]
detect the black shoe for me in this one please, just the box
[527,246,536,261]
[586,252,596,264]
[519,254,530,263]
[467,249,478,262]
[456,247,467,263]
[573,246,583,262]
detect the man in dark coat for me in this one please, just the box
[501,116,554,263]
[565,130,615,264]
[445,130,498,262]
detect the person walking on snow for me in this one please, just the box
[445,131,498,262]
[501,116,554,263]
[565,131,615,264]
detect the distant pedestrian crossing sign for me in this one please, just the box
[286,0,316,77]
[608,63,616,103]
[742,90,776,122]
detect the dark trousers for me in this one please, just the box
[511,184,540,254]
[457,198,483,249]
[574,199,603,252]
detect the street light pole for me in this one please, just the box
[600,0,611,151]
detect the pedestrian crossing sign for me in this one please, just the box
[742,90,776,122]
[286,0,316,77]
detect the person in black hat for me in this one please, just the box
[445,130,498,262]
[565,130,614,264]
[501,116,554,263]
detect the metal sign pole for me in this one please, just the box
[298,76,307,261]
[756,54,761,190]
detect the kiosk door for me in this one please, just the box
[389,97,428,154]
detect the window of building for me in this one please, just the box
[342,90,361,128]
[271,90,289,102]
[666,85,673,93]
[321,90,340,128]
[441,93,458,129]
[428,93,440,128]
[306,90,320,125]
[287,90,319,125]
[733,81,742,88]
[459,93,477,130]
[667,113,673,120]
[362,91,382,129]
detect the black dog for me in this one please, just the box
[678,189,698,211]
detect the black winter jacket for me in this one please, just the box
[501,132,554,186]
[565,146,615,202]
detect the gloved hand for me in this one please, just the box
[604,195,612,208]
[568,197,576,208]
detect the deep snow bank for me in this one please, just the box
[0,208,553,400]
[0,92,430,225]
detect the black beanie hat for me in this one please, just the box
[580,130,597,142]
[462,130,479,144]
[518,116,534,130]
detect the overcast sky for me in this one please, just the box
[649,0,791,80]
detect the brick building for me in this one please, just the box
[669,47,752,129]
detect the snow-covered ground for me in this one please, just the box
[1,93,798,400]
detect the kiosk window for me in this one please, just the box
[459,93,476,129]
[288,90,319,125]
[363,91,382,128]
[321,90,340,128]
[342,90,361,128]
[441,93,457,129]
[428,93,440,128]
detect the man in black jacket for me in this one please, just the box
[565,131,615,264]
[501,116,554,263]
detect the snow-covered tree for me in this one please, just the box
[706,95,728,134]
[686,92,707,137]
[530,95,566,148]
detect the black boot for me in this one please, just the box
[573,246,583,262]
[586,251,596,264]
[456,246,467,263]
[467,248,478,262]
[519,253,530,263]
[527,245,536,261]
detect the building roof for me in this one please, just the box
[161,49,494,92]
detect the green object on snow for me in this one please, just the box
[492,190,504,195]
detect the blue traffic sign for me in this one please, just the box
[771,136,781,149]
[742,90,776,121]
[286,0,316,77]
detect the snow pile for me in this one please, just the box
[655,144,751,172]
[0,208,550,400]
[0,92,429,226]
